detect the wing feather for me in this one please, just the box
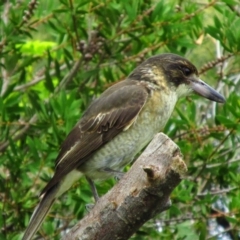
[41,80,149,195]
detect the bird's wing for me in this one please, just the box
[41,80,149,195]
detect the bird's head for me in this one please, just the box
[130,53,225,103]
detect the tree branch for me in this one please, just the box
[62,133,187,240]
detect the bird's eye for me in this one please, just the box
[181,67,192,76]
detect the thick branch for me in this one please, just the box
[63,133,187,240]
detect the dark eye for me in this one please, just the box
[181,67,192,76]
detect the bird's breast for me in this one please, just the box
[81,90,177,180]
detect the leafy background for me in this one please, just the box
[0,0,239,239]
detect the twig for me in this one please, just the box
[13,63,68,92]
[206,158,240,169]
[0,114,38,152]
[181,0,217,21]
[54,58,82,93]
[197,187,237,197]
[206,227,236,240]
[199,53,234,75]
[0,2,11,97]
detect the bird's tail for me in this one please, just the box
[22,184,59,240]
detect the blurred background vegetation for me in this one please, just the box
[0,0,239,239]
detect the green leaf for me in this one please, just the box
[27,90,41,111]
[216,115,236,128]
[151,1,164,21]
[213,16,222,29]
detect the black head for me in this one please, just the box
[130,53,225,103]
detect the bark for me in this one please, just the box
[62,133,187,240]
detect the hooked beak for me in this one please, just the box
[190,78,225,103]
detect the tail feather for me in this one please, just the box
[22,170,83,240]
[22,185,59,240]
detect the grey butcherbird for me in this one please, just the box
[23,53,225,240]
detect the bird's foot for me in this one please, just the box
[86,177,99,202]
[85,203,95,212]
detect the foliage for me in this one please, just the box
[0,0,239,239]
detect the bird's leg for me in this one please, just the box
[85,169,124,211]
[86,177,99,202]
[103,167,125,181]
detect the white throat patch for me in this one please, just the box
[176,83,192,98]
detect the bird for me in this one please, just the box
[22,53,225,240]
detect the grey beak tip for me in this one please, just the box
[210,91,226,103]
[211,93,226,103]
[206,93,226,104]
[191,78,226,104]
[218,96,226,103]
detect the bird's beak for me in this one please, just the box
[190,77,225,103]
